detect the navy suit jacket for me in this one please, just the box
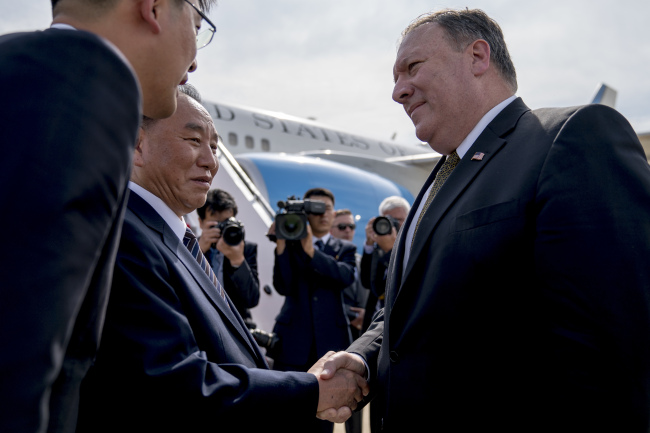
[77,192,319,432]
[0,29,140,433]
[349,99,650,432]
[273,236,357,368]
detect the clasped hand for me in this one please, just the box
[308,351,369,423]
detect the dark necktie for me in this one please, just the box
[183,227,229,306]
[413,151,461,237]
[315,239,325,251]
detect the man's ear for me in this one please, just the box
[469,39,490,77]
[138,0,162,35]
[133,127,146,168]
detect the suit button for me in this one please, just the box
[389,351,399,363]
[313,296,318,301]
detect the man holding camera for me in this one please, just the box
[196,189,260,325]
[271,188,357,433]
[360,196,410,333]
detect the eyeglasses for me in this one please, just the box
[184,0,216,49]
[336,224,356,231]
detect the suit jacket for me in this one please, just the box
[0,29,140,433]
[77,193,318,432]
[349,99,650,432]
[272,237,357,369]
[360,247,391,332]
[207,241,260,323]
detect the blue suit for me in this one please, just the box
[77,192,319,432]
[272,236,357,369]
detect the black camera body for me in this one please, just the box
[212,217,245,246]
[274,196,326,240]
[373,215,400,236]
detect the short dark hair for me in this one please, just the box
[51,0,214,9]
[304,188,335,205]
[196,189,238,220]
[402,8,517,92]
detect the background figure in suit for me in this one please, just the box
[78,85,367,432]
[271,188,357,433]
[196,189,260,326]
[330,209,365,433]
[322,8,650,432]
[0,1,211,431]
[360,196,409,333]
[330,209,366,340]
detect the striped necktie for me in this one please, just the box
[413,151,461,238]
[183,227,229,306]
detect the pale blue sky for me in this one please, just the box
[2,0,648,146]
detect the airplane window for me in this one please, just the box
[245,135,254,149]
[261,138,270,151]
[228,132,238,146]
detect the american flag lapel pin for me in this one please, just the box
[471,152,485,161]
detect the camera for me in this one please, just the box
[212,217,245,246]
[274,196,326,240]
[249,328,280,352]
[373,215,400,236]
[245,321,280,353]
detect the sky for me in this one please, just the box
[2,0,648,148]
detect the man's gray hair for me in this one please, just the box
[401,8,517,92]
[179,83,201,103]
[379,196,411,215]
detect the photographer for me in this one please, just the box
[197,189,259,325]
[269,188,357,433]
[360,196,410,333]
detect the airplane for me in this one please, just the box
[188,82,649,335]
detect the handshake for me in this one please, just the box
[308,351,370,423]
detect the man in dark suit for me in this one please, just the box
[196,189,260,325]
[77,85,367,432]
[271,188,357,433]
[359,196,410,334]
[320,8,650,432]
[0,1,212,432]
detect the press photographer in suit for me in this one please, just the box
[196,189,260,325]
[321,8,650,432]
[77,85,368,432]
[360,196,410,333]
[0,1,212,431]
[270,188,357,433]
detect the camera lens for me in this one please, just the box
[373,216,393,236]
[277,213,306,240]
[222,225,244,246]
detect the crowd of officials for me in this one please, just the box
[2,2,650,433]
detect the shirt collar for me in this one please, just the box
[128,181,188,241]
[313,233,331,247]
[456,95,517,159]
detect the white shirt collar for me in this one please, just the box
[128,182,188,241]
[455,95,517,159]
[313,233,331,247]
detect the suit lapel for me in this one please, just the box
[398,98,530,296]
[128,193,264,363]
[389,159,443,296]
